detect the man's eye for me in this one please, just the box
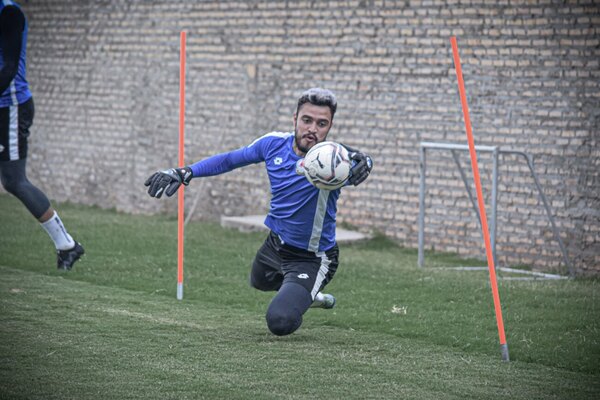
[318,121,328,127]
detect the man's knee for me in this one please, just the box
[0,160,27,194]
[0,161,50,218]
[264,282,312,336]
[0,170,20,194]
[266,306,302,336]
[250,273,269,291]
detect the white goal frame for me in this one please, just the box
[417,141,572,276]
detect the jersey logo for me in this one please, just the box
[297,273,309,279]
[274,157,283,165]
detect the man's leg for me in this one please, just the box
[0,100,83,270]
[249,232,284,291]
[266,282,312,336]
[0,159,72,249]
[0,159,50,219]
[265,243,339,336]
[0,159,84,269]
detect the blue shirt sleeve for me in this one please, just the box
[188,138,267,177]
[0,6,25,94]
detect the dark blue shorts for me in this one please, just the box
[251,231,339,300]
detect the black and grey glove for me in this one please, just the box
[342,144,373,186]
[144,166,193,198]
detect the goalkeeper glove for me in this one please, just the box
[342,144,373,186]
[144,166,193,198]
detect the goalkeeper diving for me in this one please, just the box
[145,88,372,336]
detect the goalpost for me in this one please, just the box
[417,141,573,277]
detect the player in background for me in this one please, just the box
[145,88,372,336]
[0,2,84,270]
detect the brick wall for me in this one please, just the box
[16,0,599,274]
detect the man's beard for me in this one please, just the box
[294,126,320,154]
[295,134,311,154]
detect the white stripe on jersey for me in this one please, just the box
[308,189,330,252]
[248,131,292,148]
[311,251,331,300]
[8,104,18,160]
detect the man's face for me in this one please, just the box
[293,103,333,156]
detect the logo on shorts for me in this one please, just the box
[0,144,4,153]
[297,273,309,279]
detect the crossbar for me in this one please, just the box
[421,142,497,152]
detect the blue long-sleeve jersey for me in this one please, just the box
[189,132,340,252]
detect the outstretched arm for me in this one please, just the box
[188,147,260,177]
[0,6,25,94]
[145,144,265,198]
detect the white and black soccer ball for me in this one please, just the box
[301,141,351,190]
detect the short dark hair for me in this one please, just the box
[296,88,337,119]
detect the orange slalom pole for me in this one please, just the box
[450,37,509,361]
[177,31,186,300]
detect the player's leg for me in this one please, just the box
[0,158,51,218]
[265,281,312,336]
[249,231,284,291]
[308,246,339,308]
[265,243,339,335]
[0,99,84,270]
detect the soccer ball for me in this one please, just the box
[302,141,351,190]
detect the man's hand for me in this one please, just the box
[144,167,193,198]
[348,152,373,186]
[342,144,373,186]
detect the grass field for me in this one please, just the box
[0,194,598,399]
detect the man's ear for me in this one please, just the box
[292,112,297,126]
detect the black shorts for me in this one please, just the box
[251,231,339,299]
[0,98,34,162]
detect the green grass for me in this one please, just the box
[0,194,598,399]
